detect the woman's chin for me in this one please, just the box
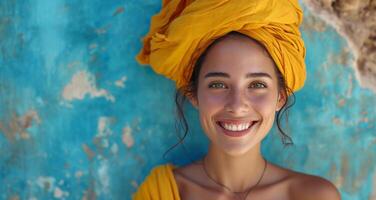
[217,141,259,157]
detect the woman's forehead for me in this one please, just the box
[200,35,277,75]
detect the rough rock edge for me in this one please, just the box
[303,0,376,93]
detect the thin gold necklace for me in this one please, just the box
[202,157,267,200]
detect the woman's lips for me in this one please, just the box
[216,120,258,137]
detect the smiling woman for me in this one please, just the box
[133,0,341,200]
[191,33,287,158]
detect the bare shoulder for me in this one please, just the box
[288,171,341,200]
[173,161,341,200]
[172,161,203,182]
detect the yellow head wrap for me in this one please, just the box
[136,0,306,92]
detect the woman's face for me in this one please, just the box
[193,35,285,156]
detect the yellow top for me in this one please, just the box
[136,0,306,92]
[132,164,180,200]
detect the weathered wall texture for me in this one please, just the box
[0,1,375,200]
[304,0,376,93]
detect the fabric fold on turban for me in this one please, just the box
[136,0,306,92]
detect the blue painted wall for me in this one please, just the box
[0,1,375,199]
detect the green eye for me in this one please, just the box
[249,82,267,89]
[209,82,226,89]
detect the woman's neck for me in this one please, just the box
[203,143,266,192]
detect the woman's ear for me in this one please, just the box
[188,95,198,109]
[276,91,287,112]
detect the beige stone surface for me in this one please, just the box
[304,0,376,93]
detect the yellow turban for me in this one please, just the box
[136,0,306,92]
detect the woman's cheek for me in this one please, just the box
[200,91,227,106]
[249,92,269,103]
[249,92,276,113]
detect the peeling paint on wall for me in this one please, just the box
[112,6,125,17]
[122,126,134,148]
[62,71,115,103]
[114,76,127,88]
[81,187,96,200]
[35,176,70,199]
[82,144,96,161]
[303,0,376,93]
[0,110,41,142]
[97,160,110,195]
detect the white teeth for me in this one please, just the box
[221,122,252,131]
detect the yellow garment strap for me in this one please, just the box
[132,164,180,200]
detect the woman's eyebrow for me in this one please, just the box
[204,72,272,79]
[204,72,229,78]
[246,72,273,79]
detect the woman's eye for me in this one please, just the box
[208,82,226,89]
[249,82,267,89]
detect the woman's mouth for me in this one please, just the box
[216,120,258,137]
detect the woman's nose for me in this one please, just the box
[224,89,250,114]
